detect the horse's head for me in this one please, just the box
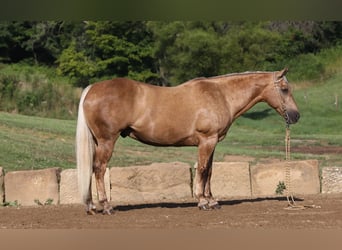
[264,68,300,125]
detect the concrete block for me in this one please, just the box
[193,162,251,199]
[212,162,251,198]
[59,168,110,204]
[322,167,342,194]
[4,168,61,206]
[250,160,320,197]
[59,169,78,204]
[0,167,4,204]
[110,162,192,205]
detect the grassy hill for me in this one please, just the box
[0,71,341,172]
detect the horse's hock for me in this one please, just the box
[0,160,341,206]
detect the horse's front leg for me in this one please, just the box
[94,140,115,215]
[194,136,219,210]
[204,162,221,210]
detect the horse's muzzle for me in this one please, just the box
[286,109,300,124]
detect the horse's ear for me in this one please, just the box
[277,68,288,79]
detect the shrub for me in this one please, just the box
[285,53,325,81]
[0,64,78,119]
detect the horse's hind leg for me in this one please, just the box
[93,138,116,215]
[86,184,97,215]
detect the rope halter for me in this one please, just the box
[273,72,290,128]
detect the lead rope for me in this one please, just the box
[283,125,319,210]
[284,126,301,209]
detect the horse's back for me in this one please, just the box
[89,78,143,96]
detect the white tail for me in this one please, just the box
[76,85,94,204]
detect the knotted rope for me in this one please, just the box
[284,126,303,209]
[283,124,319,210]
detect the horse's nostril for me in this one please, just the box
[287,110,300,124]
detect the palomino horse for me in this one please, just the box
[76,68,300,214]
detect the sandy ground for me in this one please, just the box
[1,193,341,229]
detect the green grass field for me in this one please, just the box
[0,71,341,172]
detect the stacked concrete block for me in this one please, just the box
[0,159,339,207]
[59,168,110,204]
[250,160,320,197]
[193,162,251,199]
[59,169,79,204]
[110,162,192,205]
[321,167,342,194]
[4,168,61,206]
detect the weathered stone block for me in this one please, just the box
[193,162,251,199]
[212,162,251,198]
[59,168,110,204]
[59,169,78,204]
[110,162,192,205]
[4,168,61,206]
[322,167,342,194]
[0,167,4,204]
[250,160,320,197]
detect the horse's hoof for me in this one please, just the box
[86,208,97,215]
[210,203,221,210]
[208,201,221,210]
[198,203,212,211]
[102,207,115,215]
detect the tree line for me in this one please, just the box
[0,21,341,87]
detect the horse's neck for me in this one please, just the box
[215,74,271,120]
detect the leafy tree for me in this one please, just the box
[220,23,284,73]
[1,20,341,87]
[146,21,186,85]
[148,21,285,85]
[0,21,80,65]
[172,28,221,82]
[148,21,225,85]
[57,21,158,87]
[57,40,97,87]
[0,21,32,63]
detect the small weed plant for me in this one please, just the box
[275,181,287,195]
[2,200,20,207]
[34,198,54,206]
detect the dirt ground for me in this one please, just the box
[1,193,342,229]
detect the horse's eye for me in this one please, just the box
[280,82,289,93]
[281,87,289,94]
